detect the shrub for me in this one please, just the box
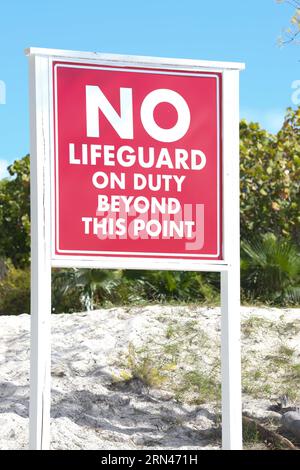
[240,108,300,244]
[51,268,125,312]
[241,233,300,305]
[122,270,219,304]
[51,269,82,313]
[0,262,30,315]
[0,156,30,268]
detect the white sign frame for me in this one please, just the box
[26,47,245,450]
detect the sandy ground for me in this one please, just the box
[0,305,300,450]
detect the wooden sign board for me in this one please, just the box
[26,47,244,450]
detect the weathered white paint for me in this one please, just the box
[221,69,242,450]
[29,54,52,450]
[25,47,245,72]
[51,258,229,272]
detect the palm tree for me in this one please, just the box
[241,233,300,304]
[52,268,120,311]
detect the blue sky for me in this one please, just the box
[0,0,299,177]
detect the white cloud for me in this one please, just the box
[0,159,9,179]
[240,108,285,134]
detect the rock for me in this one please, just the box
[149,389,173,401]
[282,411,300,440]
[243,398,282,424]
[243,408,282,423]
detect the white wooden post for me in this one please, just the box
[221,69,242,450]
[29,54,52,450]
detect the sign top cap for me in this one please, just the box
[25,47,245,71]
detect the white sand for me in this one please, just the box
[0,305,299,450]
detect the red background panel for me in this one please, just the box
[53,62,222,260]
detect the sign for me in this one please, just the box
[26,48,245,451]
[53,63,222,263]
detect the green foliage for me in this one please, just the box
[119,331,221,404]
[277,0,300,45]
[50,268,219,313]
[175,370,221,405]
[51,269,82,314]
[0,261,30,315]
[52,268,122,312]
[240,109,300,305]
[240,108,300,243]
[241,233,300,304]
[242,418,261,446]
[0,156,30,267]
[123,270,219,304]
[0,108,299,312]
[124,343,168,388]
[241,316,274,338]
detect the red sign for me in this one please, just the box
[53,62,222,261]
